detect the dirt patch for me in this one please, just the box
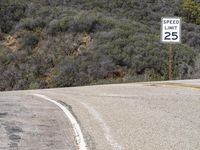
[3,35,20,52]
[76,33,92,56]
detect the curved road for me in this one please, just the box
[0,79,200,150]
[0,94,78,150]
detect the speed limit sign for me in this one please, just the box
[161,17,181,43]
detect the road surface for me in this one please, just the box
[0,79,200,150]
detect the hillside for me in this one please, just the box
[0,0,200,91]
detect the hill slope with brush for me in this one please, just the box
[0,0,200,91]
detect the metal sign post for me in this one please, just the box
[168,44,172,80]
[161,17,182,80]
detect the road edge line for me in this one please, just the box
[31,93,88,150]
[159,83,200,90]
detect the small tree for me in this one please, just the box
[182,0,200,24]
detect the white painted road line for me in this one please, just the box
[80,102,123,150]
[31,94,88,150]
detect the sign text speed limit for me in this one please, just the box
[161,17,181,43]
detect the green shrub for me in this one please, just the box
[0,4,26,33]
[18,17,46,31]
[182,0,200,24]
[21,33,39,49]
[68,13,99,33]
[51,63,78,87]
[46,19,61,34]
[29,81,40,89]
[59,16,72,31]
[0,47,15,65]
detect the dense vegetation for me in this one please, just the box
[0,0,200,91]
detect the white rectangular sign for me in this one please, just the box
[161,17,181,43]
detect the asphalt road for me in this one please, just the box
[0,94,77,150]
[0,79,200,150]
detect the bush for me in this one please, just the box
[173,45,195,78]
[68,14,99,33]
[18,17,46,31]
[182,0,200,24]
[0,4,26,33]
[21,33,39,49]
[0,47,15,65]
[46,19,61,34]
[29,81,40,89]
[51,63,78,87]
[59,16,72,31]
